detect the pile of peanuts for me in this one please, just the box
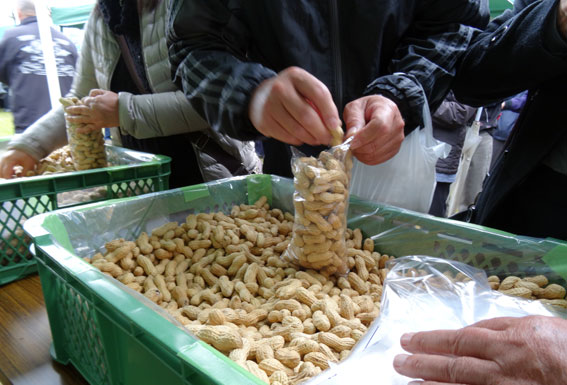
[488,275,567,308]
[88,196,390,385]
[286,145,353,276]
[26,146,76,176]
[0,227,31,266]
[86,197,567,384]
[60,96,107,171]
[57,186,108,207]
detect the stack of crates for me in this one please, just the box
[0,139,171,285]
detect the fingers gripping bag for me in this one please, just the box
[60,96,108,171]
[283,138,353,275]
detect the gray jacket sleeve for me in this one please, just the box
[117,89,210,139]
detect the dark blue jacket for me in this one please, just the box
[168,0,488,176]
[0,17,77,132]
[453,0,567,237]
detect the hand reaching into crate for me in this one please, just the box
[0,149,38,179]
[394,315,567,385]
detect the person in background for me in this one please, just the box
[0,0,260,187]
[167,0,489,177]
[428,91,476,217]
[491,90,528,167]
[394,0,567,383]
[0,0,78,133]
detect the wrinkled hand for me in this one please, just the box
[64,89,119,133]
[249,66,339,146]
[394,315,567,385]
[0,149,38,178]
[343,95,405,165]
[559,0,567,40]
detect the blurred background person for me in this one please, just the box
[0,0,77,134]
[428,91,476,217]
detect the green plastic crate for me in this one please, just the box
[23,175,567,385]
[0,138,171,285]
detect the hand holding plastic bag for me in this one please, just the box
[350,101,449,213]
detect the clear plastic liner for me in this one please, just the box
[283,140,353,275]
[24,176,567,384]
[307,255,565,385]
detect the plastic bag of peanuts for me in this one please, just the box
[283,139,353,276]
[60,96,108,171]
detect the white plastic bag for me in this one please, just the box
[350,102,449,213]
[445,107,483,217]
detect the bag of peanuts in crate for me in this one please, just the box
[60,96,108,171]
[283,139,353,276]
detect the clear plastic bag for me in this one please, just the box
[307,255,563,385]
[283,140,353,275]
[60,97,108,171]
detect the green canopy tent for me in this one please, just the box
[0,1,95,39]
[490,0,514,18]
[50,3,95,29]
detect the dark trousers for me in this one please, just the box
[429,181,451,217]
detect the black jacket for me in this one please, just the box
[168,0,488,176]
[0,17,77,132]
[453,0,567,237]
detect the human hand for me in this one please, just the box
[0,149,38,178]
[249,66,339,146]
[393,315,567,385]
[64,89,119,133]
[343,95,404,165]
[558,0,567,40]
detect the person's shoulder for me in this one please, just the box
[0,24,27,40]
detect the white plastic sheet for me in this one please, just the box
[307,255,562,385]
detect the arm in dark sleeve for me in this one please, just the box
[364,0,489,133]
[167,0,274,141]
[454,0,567,106]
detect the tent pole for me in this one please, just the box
[35,0,61,109]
